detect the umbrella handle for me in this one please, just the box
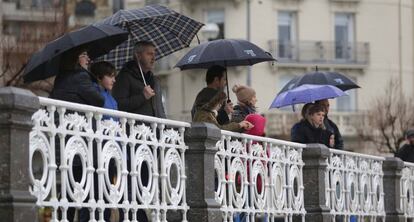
[225,70,231,103]
[137,62,147,86]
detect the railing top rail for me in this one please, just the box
[221,129,306,148]
[403,161,414,168]
[330,148,386,161]
[38,97,191,128]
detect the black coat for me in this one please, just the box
[112,60,166,118]
[291,120,333,148]
[396,144,414,163]
[325,117,344,150]
[191,87,229,125]
[50,67,104,107]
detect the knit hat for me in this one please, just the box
[232,84,256,103]
[406,129,414,138]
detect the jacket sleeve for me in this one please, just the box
[112,71,146,112]
[291,125,306,143]
[77,72,104,107]
[333,127,344,150]
[231,108,245,123]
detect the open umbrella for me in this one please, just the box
[270,84,348,109]
[23,24,128,83]
[278,71,359,95]
[175,38,276,97]
[95,4,204,70]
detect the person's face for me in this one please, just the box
[311,111,325,126]
[136,46,156,72]
[78,51,90,69]
[99,73,116,90]
[250,95,257,106]
[319,99,330,114]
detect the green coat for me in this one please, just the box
[193,108,241,132]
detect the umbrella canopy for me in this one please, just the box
[23,24,128,83]
[96,4,204,70]
[270,84,348,109]
[278,71,360,95]
[174,38,276,70]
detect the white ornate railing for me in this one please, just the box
[214,130,306,221]
[29,97,190,221]
[326,149,385,221]
[400,162,414,219]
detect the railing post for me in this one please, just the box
[0,87,39,221]
[383,157,405,222]
[184,122,221,222]
[301,144,332,222]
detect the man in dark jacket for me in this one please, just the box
[191,65,233,124]
[396,129,414,162]
[113,41,166,118]
[316,99,344,150]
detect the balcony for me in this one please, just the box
[2,1,62,22]
[268,40,369,69]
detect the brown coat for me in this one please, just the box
[193,108,241,132]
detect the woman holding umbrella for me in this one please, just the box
[50,47,104,107]
[291,103,334,148]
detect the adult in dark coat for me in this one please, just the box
[191,65,233,125]
[396,129,414,162]
[50,50,104,107]
[50,49,105,222]
[112,41,166,118]
[291,104,334,148]
[316,99,344,150]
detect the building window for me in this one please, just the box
[206,9,225,40]
[336,76,357,111]
[335,13,355,60]
[278,11,297,59]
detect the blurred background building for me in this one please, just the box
[0,0,413,153]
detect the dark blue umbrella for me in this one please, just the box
[174,38,275,70]
[23,24,128,83]
[270,84,347,109]
[175,38,275,97]
[278,71,359,95]
[96,4,204,70]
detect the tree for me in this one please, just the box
[0,3,66,94]
[357,78,414,154]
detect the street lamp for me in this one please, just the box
[200,23,219,41]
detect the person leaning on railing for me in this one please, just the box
[291,103,334,148]
[193,91,253,132]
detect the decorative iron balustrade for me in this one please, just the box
[268,40,369,65]
[214,130,306,221]
[29,97,190,221]
[326,149,385,221]
[400,162,414,219]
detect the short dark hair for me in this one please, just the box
[90,61,115,80]
[133,41,156,54]
[206,65,226,84]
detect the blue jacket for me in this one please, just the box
[94,83,118,121]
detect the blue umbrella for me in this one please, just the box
[270,84,348,109]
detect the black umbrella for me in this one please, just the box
[23,24,129,83]
[175,38,275,69]
[175,38,276,97]
[278,71,360,95]
[95,4,204,70]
